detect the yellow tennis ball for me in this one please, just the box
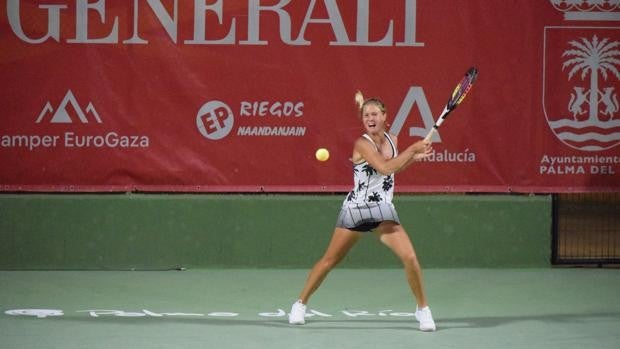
[315,148,330,161]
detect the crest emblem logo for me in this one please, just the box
[549,0,620,21]
[543,27,620,151]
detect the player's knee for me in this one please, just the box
[401,252,421,270]
[319,256,341,271]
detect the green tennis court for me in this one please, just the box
[2,1,620,348]
[2,268,619,349]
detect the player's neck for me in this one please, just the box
[366,130,386,145]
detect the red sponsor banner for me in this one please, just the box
[0,0,619,193]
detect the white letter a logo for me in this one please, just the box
[389,87,440,142]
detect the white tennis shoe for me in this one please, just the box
[415,306,436,332]
[288,300,306,325]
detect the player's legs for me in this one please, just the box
[297,227,362,304]
[376,221,428,307]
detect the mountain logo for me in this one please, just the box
[36,90,102,124]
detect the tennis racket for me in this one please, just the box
[425,67,478,142]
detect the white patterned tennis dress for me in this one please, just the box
[336,132,400,232]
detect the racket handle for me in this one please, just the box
[435,116,446,128]
[424,127,437,143]
[433,107,450,129]
[425,106,450,142]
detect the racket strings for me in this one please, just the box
[448,68,478,109]
[455,83,474,104]
[448,80,472,108]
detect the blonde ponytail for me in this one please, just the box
[354,90,365,111]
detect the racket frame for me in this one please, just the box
[425,67,478,142]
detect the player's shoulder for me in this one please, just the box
[387,132,398,145]
[351,137,370,163]
[354,135,371,146]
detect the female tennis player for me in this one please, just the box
[288,91,436,332]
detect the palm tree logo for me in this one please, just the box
[544,33,620,151]
[562,35,620,122]
[362,164,376,177]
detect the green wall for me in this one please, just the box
[0,194,551,269]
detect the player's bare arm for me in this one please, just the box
[353,137,429,175]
